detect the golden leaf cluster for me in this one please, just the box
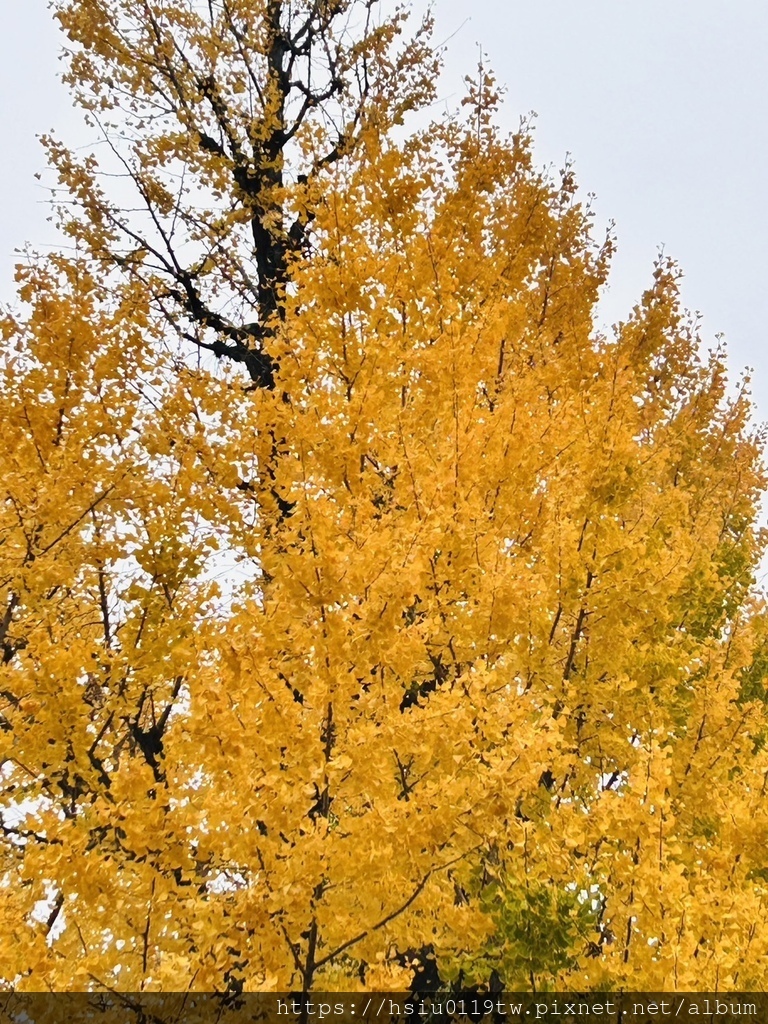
[2,0,768,996]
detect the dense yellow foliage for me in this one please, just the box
[2,0,768,995]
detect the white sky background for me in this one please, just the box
[1,0,767,420]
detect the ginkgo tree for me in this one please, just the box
[3,0,768,996]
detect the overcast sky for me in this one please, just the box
[2,0,767,417]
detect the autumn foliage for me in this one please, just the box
[3,0,768,995]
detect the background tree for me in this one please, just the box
[48,0,438,382]
[3,0,768,995]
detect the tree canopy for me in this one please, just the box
[3,0,768,995]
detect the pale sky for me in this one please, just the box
[2,0,767,416]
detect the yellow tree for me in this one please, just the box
[3,0,768,995]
